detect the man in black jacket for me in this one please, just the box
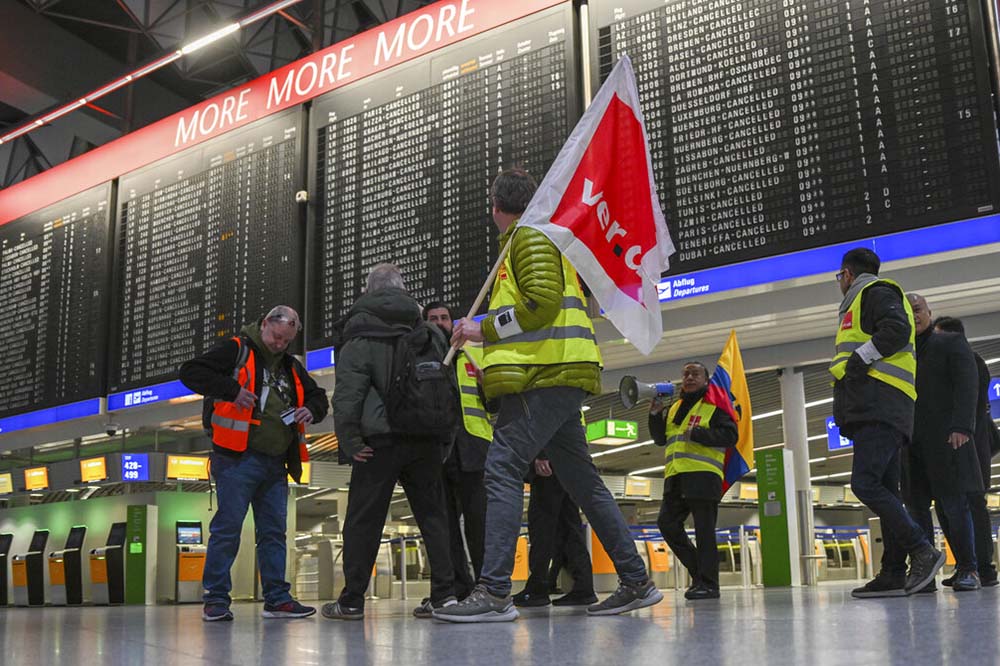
[830,249,943,598]
[423,301,489,600]
[321,264,456,621]
[934,315,998,587]
[904,295,982,591]
[650,361,737,600]
[179,305,329,622]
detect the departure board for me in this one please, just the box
[590,0,1000,274]
[0,184,112,417]
[308,4,577,348]
[110,108,304,391]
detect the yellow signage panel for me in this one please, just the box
[166,455,210,481]
[80,456,108,483]
[288,461,311,485]
[988,494,1000,509]
[24,466,49,491]
[0,472,12,494]
[739,483,759,500]
[625,477,651,497]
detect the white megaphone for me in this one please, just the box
[618,376,675,409]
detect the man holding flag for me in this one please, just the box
[649,331,751,600]
[435,55,672,623]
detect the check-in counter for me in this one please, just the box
[48,526,86,606]
[814,527,871,582]
[12,530,49,607]
[0,533,12,607]
[174,521,206,603]
[90,523,126,605]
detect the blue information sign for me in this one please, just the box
[989,378,1000,415]
[0,398,102,435]
[121,453,150,482]
[107,380,194,411]
[826,417,853,452]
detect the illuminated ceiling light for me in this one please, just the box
[591,440,653,458]
[240,0,303,26]
[805,397,834,408]
[628,465,665,476]
[751,409,783,421]
[180,24,240,55]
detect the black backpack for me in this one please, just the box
[382,323,460,439]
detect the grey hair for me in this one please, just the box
[264,305,301,330]
[366,263,405,292]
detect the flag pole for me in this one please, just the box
[444,233,514,366]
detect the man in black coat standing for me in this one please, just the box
[830,248,943,599]
[932,315,997,586]
[905,294,982,591]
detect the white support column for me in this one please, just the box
[779,367,816,585]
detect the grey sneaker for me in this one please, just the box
[413,596,457,618]
[587,580,663,616]
[431,584,519,623]
[321,601,364,621]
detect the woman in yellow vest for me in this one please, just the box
[649,361,737,600]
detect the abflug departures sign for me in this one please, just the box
[0,184,113,419]
[590,0,1000,275]
[307,3,579,349]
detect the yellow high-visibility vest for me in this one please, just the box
[828,278,916,400]
[663,399,725,480]
[456,346,493,442]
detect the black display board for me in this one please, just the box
[0,183,113,417]
[589,0,1000,274]
[110,108,305,392]
[307,4,578,349]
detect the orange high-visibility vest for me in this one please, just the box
[210,337,310,462]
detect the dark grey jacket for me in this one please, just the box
[908,329,982,497]
[832,281,915,440]
[331,287,448,459]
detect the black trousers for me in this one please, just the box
[523,473,594,595]
[657,481,720,589]
[338,442,454,608]
[938,492,997,580]
[442,455,486,599]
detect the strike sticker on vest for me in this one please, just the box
[465,363,477,378]
[841,311,854,330]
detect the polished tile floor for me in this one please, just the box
[2,583,999,665]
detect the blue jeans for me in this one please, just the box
[850,423,929,576]
[479,387,647,597]
[203,449,292,607]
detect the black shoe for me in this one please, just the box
[413,596,457,618]
[981,575,999,588]
[851,571,906,599]
[511,590,551,608]
[952,570,982,592]
[587,580,663,616]
[905,546,946,595]
[321,601,364,621]
[552,590,599,606]
[915,581,937,594]
[941,571,957,587]
[684,584,720,600]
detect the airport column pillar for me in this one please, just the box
[779,367,816,585]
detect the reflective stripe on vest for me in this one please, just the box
[828,278,917,401]
[482,227,602,369]
[456,346,493,442]
[663,399,724,480]
[211,338,310,461]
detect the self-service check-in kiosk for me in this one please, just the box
[12,530,49,607]
[0,533,12,606]
[175,521,206,603]
[90,523,126,605]
[48,526,87,606]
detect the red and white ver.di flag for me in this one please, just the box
[518,55,674,355]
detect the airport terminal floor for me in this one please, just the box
[3,583,1000,666]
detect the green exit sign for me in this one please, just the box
[586,419,638,445]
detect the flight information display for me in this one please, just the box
[110,109,305,391]
[308,4,578,348]
[590,0,1000,274]
[0,184,112,418]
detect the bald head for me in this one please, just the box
[907,293,932,335]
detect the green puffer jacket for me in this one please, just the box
[480,220,602,400]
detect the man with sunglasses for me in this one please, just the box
[180,305,329,621]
